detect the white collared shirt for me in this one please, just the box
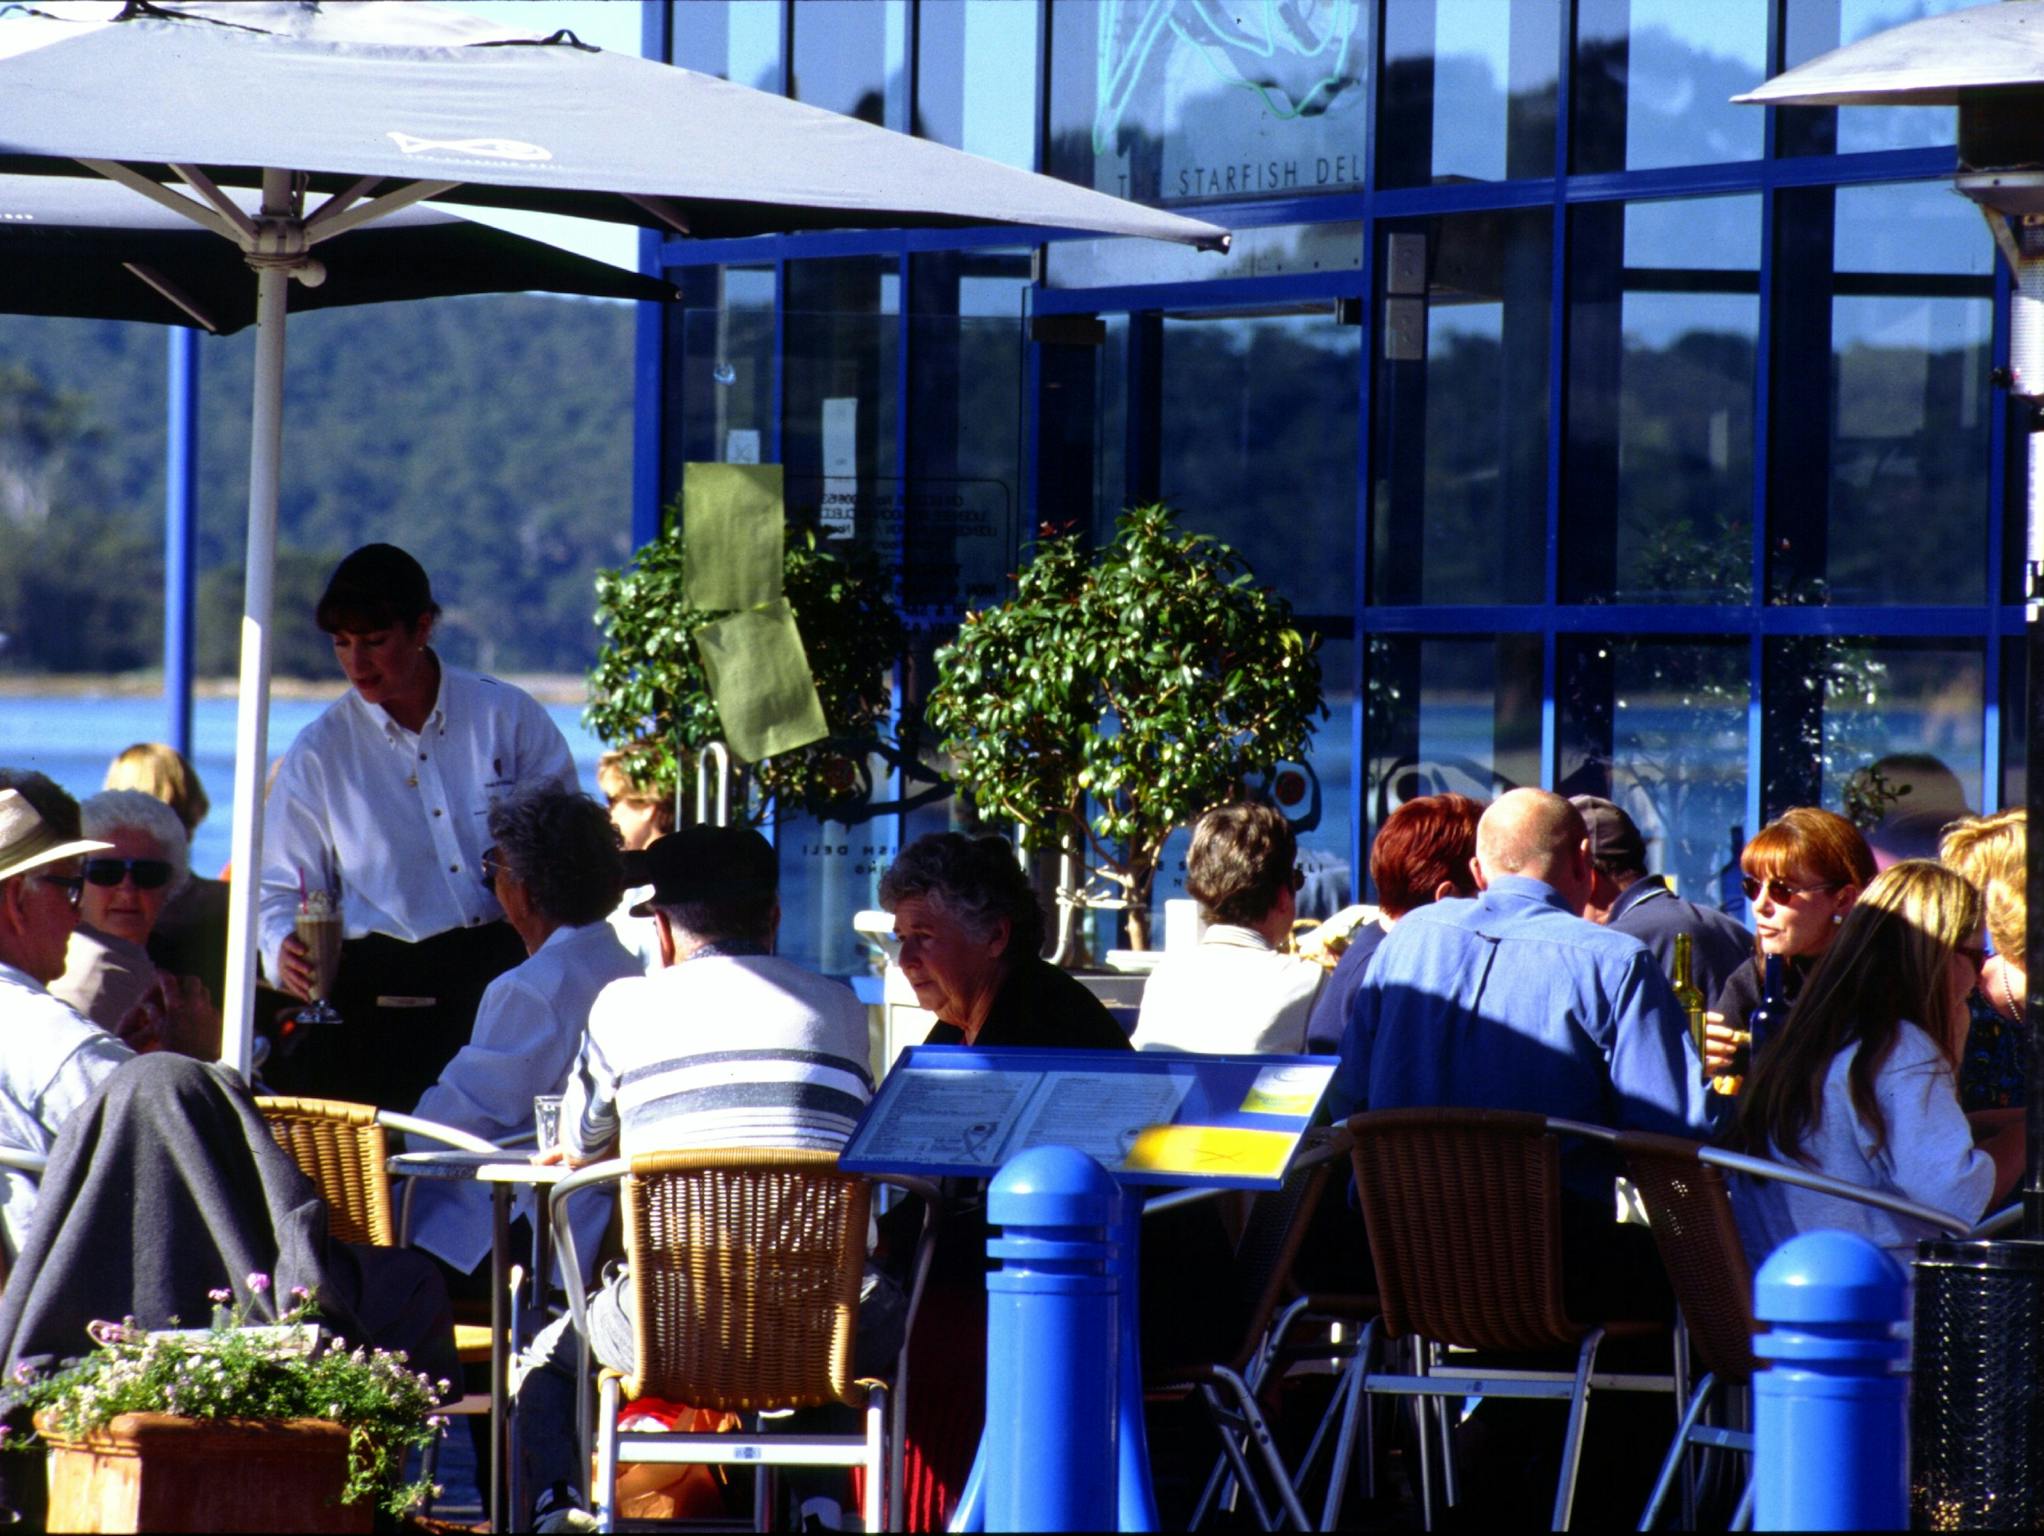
[606,885,662,976]
[258,661,575,981]
[0,960,134,1253]
[1132,923,1326,1057]
[406,920,642,1273]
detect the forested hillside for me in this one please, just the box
[0,293,634,678]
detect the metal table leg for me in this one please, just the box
[491,1181,509,1533]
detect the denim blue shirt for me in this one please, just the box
[1329,875,1711,1202]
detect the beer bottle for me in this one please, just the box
[1671,932,1708,1070]
[1744,953,1789,1074]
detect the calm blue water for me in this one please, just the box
[0,691,607,877]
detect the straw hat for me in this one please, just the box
[0,789,111,884]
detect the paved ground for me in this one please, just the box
[413,1420,484,1528]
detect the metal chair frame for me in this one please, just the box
[1141,1135,1370,1533]
[1325,1110,1680,1533]
[253,1098,507,1509]
[551,1152,937,1534]
[253,1096,499,1241]
[1151,1131,1382,1533]
[1619,1130,1983,1533]
[0,1145,48,1289]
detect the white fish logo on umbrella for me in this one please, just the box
[387,131,552,162]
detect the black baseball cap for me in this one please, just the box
[1569,795,1647,876]
[627,825,778,916]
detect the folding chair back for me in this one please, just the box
[1219,1157,1338,1378]
[1615,1132,1757,1384]
[1348,1106,1579,1352]
[256,1096,395,1247]
[621,1147,872,1411]
[1149,1150,1371,1533]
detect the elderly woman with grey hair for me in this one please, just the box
[877,832,1134,1528]
[403,788,641,1294]
[52,789,217,1054]
[880,830,1127,1051]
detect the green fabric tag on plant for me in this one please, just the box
[695,597,829,761]
[683,463,785,611]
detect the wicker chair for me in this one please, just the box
[1335,1108,1675,1532]
[256,1096,552,1520]
[550,1148,912,1535]
[254,1096,499,1244]
[253,1098,501,1366]
[1616,1132,1760,1532]
[1618,1131,1980,1532]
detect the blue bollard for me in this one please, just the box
[980,1145,1122,1532]
[1751,1229,1909,1531]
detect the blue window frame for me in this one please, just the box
[642,2,2020,969]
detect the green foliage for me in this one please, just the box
[0,296,633,678]
[928,504,1324,947]
[8,1279,443,1517]
[195,551,348,679]
[0,505,162,672]
[585,512,905,822]
[1841,759,1912,832]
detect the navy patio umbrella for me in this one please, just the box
[0,0,1230,1076]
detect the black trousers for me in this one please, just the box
[264,921,526,1110]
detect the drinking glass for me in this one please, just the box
[293,893,344,1028]
[533,1094,564,1152]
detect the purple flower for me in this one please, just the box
[289,1285,310,1302]
[207,1287,231,1304]
[246,1272,270,1294]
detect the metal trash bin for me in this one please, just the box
[1912,1239,2044,1530]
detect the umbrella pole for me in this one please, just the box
[220,169,292,1081]
[2011,219,2044,1239]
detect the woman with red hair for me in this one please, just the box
[1305,793,1485,1050]
[1707,807,1876,1072]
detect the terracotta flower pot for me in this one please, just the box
[37,1412,373,1534]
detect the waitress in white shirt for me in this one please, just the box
[258,544,576,1108]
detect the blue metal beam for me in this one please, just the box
[629,0,674,552]
[163,327,198,758]
[1031,268,1360,316]
[1355,604,2028,637]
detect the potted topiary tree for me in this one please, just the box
[927,503,1324,952]
[585,513,906,824]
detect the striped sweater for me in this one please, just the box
[562,951,873,1159]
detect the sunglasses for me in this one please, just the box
[479,849,510,893]
[83,857,174,890]
[1741,875,1841,906]
[32,873,83,911]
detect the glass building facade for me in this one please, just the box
[637,0,2013,980]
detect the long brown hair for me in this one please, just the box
[1737,859,1980,1161]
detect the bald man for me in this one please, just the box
[1329,788,1708,1309]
